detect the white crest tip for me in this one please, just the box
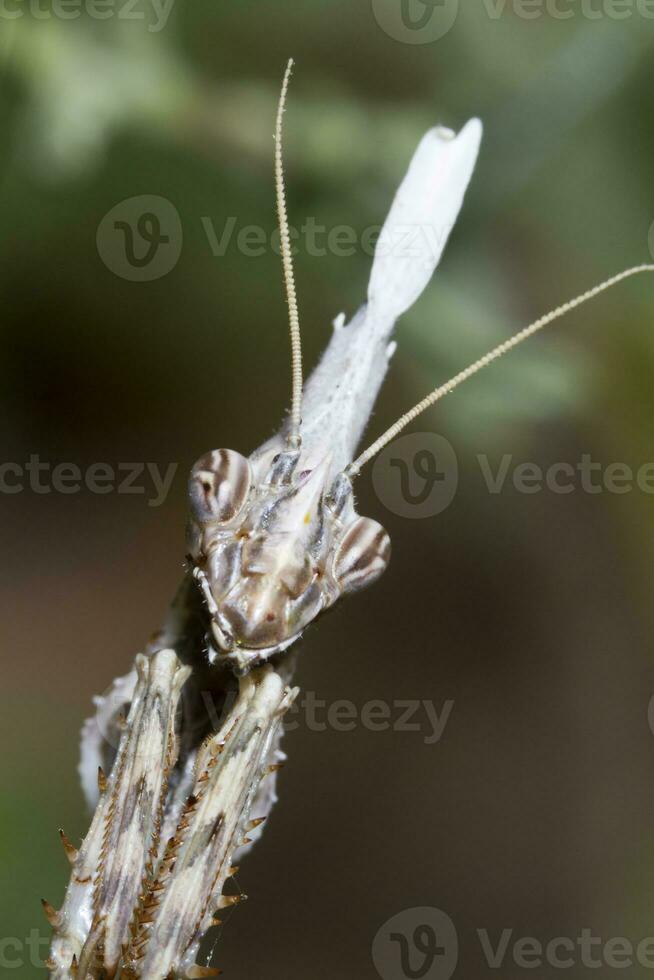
[367,116,483,324]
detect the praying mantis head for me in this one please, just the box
[185,60,653,675]
[186,446,390,673]
[184,60,395,673]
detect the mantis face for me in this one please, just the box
[187,447,391,673]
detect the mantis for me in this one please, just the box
[45,60,653,979]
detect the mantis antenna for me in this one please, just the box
[275,58,303,451]
[345,264,654,478]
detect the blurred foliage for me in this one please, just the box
[0,6,652,438]
[1,3,654,977]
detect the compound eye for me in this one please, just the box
[333,516,391,594]
[189,449,252,526]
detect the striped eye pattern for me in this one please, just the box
[332,516,391,594]
[188,448,252,526]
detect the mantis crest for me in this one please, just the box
[46,61,653,979]
[186,61,483,674]
[186,60,652,675]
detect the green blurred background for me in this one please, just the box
[2,2,654,977]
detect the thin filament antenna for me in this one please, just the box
[346,264,654,477]
[275,58,303,450]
